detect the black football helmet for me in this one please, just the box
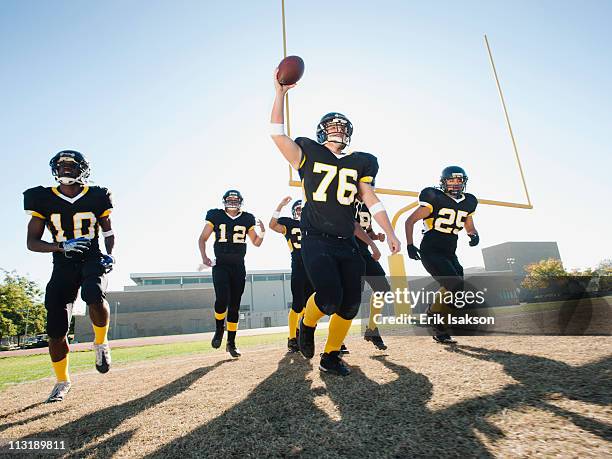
[222,189,243,210]
[291,200,302,219]
[50,150,90,185]
[440,166,468,198]
[316,112,353,148]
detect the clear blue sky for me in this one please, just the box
[1,0,610,292]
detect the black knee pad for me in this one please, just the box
[314,290,343,316]
[336,302,360,320]
[46,307,70,339]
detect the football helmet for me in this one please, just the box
[316,112,353,148]
[222,189,243,210]
[440,166,468,198]
[50,150,90,185]
[291,200,302,219]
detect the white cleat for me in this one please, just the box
[94,343,112,373]
[46,381,72,403]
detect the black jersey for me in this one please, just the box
[354,198,374,253]
[419,187,478,254]
[23,185,113,263]
[295,137,376,238]
[205,209,256,261]
[277,217,302,258]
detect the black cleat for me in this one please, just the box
[433,334,457,345]
[340,343,350,355]
[298,318,316,359]
[226,342,242,358]
[211,328,224,349]
[364,327,387,350]
[287,338,299,353]
[319,351,351,376]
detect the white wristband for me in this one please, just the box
[272,211,281,219]
[270,123,285,136]
[102,230,114,237]
[369,202,385,216]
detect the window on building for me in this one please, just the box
[163,279,181,285]
[241,304,251,311]
[144,279,163,285]
[183,278,200,284]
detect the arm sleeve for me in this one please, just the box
[247,213,257,232]
[99,188,114,217]
[294,137,309,170]
[23,188,46,219]
[205,209,216,228]
[358,152,379,183]
[418,188,437,214]
[276,217,291,235]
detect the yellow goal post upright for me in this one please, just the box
[279,1,533,315]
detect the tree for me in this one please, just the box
[0,270,46,345]
[522,258,567,290]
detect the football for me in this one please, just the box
[277,55,305,85]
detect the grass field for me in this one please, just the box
[0,333,610,458]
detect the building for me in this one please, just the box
[482,242,562,275]
[74,270,298,342]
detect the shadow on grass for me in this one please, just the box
[23,359,230,458]
[145,347,611,457]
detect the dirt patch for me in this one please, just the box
[0,336,610,458]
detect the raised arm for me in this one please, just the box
[269,196,292,233]
[248,219,265,247]
[358,182,400,254]
[270,69,302,170]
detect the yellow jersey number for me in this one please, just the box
[312,162,358,205]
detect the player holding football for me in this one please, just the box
[270,71,400,376]
[199,190,265,357]
[24,150,115,403]
[404,166,479,344]
[269,197,313,353]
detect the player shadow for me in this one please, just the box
[445,345,612,442]
[145,352,336,458]
[0,402,46,420]
[21,359,229,458]
[0,410,61,434]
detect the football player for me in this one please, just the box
[269,197,313,353]
[24,150,115,403]
[353,152,390,351]
[404,166,479,344]
[270,71,401,376]
[198,190,265,358]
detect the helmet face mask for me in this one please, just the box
[50,150,90,185]
[316,113,353,149]
[222,190,243,210]
[440,166,468,198]
[291,200,302,220]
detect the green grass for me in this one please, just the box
[0,326,359,391]
[0,331,293,390]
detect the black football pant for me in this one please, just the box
[420,250,464,293]
[360,250,391,293]
[212,261,246,325]
[301,234,365,320]
[45,257,107,339]
[290,256,314,314]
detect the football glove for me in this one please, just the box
[100,254,115,273]
[407,244,421,260]
[468,233,480,247]
[59,237,91,256]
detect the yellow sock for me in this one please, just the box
[52,355,70,382]
[288,309,299,339]
[93,321,109,345]
[324,314,352,353]
[227,322,238,332]
[303,294,325,327]
[368,296,378,331]
[430,287,452,314]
